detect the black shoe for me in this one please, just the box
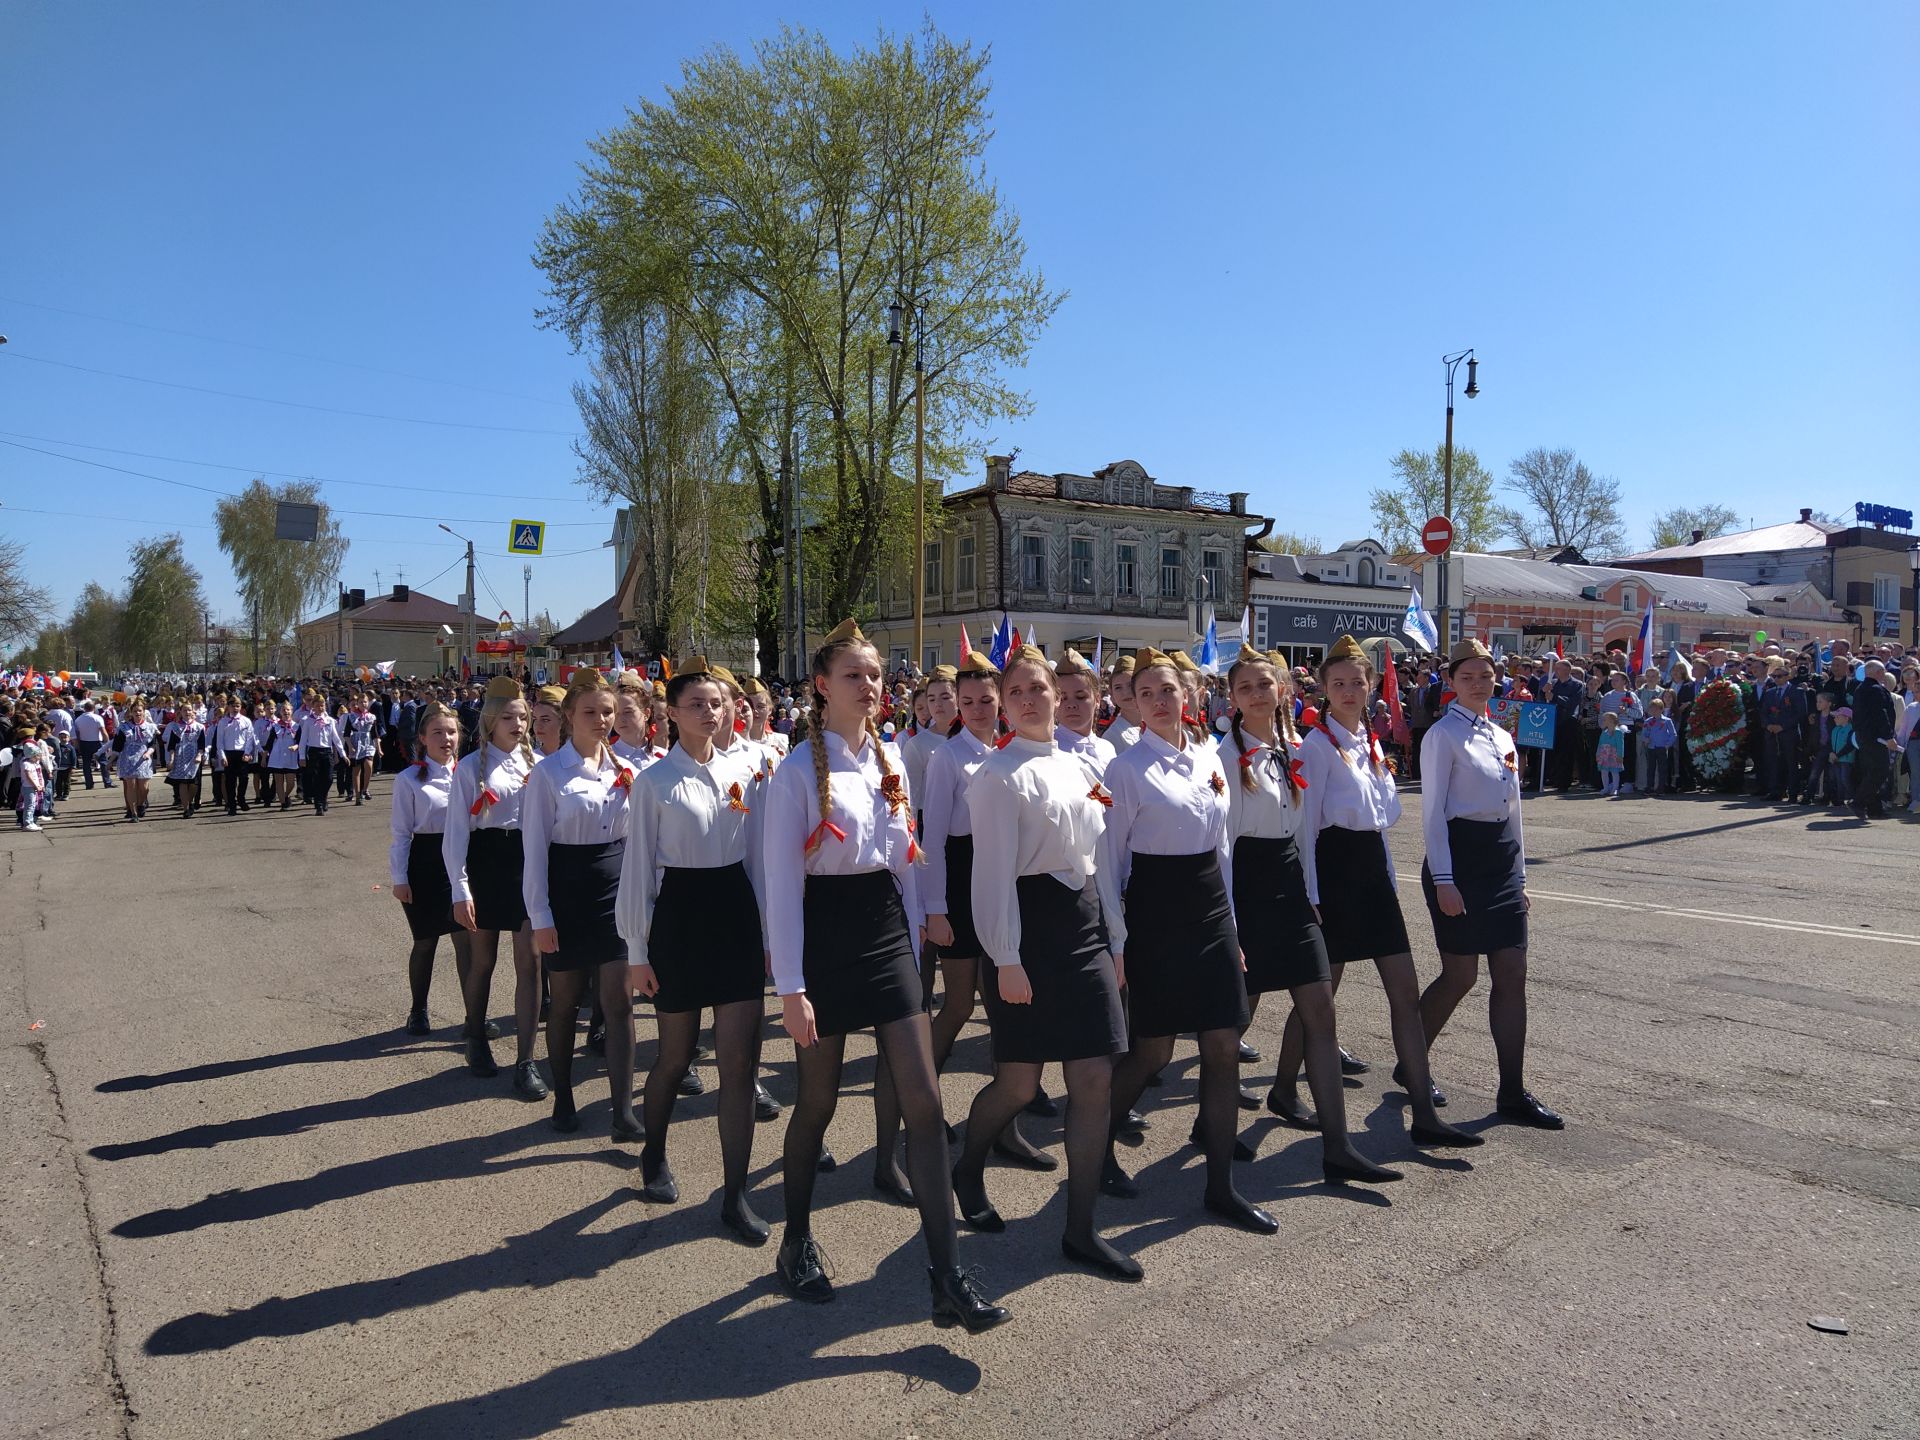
[1265,1087,1319,1130]
[677,1069,706,1097]
[1204,1191,1278,1235]
[610,1115,645,1145]
[1323,1154,1402,1186]
[280,798,291,811]
[640,1153,679,1203]
[551,1098,580,1133]
[777,1236,835,1304]
[1116,1108,1148,1139]
[754,1083,782,1121]
[586,1024,607,1056]
[872,1169,916,1207]
[1237,1039,1261,1064]
[721,1196,770,1246]
[1338,1048,1370,1076]
[482,1019,502,1040]
[953,1166,1005,1233]
[1237,1084,1262,1111]
[1189,1123,1256,1162]
[1100,1154,1139,1199]
[1497,1090,1565,1129]
[1024,1088,1059,1118]
[991,1136,1059,1172]
[1410,1121,1484,1148]
[1061,1235,1144,1282]
[815,1146,837,1173]
[512,1061,549,1100]
[464,1036,499,1077]
[930,1265,1010,1333]
[1392,1063,1447,1109]
[404,1007,431,1037]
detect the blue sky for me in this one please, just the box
[4,2,1914,635]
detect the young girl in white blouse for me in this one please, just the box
[951,646,1137,1280]
[1099,649,1273,1236]
[296,688,345,816]
[761,619,1008,1333]
[162,706,208,819]
[390,702,472,1038]
[444,677,544,1096]
[344,693,379,806]
[1054,648,1118,774]
[901,665,959,824]
[617,663,770,1243]
[266,702,301,810]
[113,698,160,821]
[523,670,642,1141]
[1289,636,1478,1149]
[1225,646,1398,1185]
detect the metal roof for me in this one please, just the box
[1610,519,1836,564]
[1449,552,1759,616]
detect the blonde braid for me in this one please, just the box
[807,702,833,836]
[1230,709,1258,793]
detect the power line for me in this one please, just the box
[0,296,575,409]
[2,351,580,436]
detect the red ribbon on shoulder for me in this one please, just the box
[804,820,847,853]
[469,786,500,817]
[1087,781,1113,808]
[1208,770,1227,794]
[726,780,751,813]
[879,772,908,816]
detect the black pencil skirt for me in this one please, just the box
[1120,851,1249,1038]
[465,828,528,933]
[980,875,1126,1064]
[1313,826,1411,964]
[801,869,924,1038]
[941,834,982,956]
[402,832,455,941]
[646,862,766,1013]
[545,840,628,973]
[1232,835,1332,993]
[1421,817,1528,955]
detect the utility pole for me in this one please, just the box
[523,563,532,632]
[438,524,477,679]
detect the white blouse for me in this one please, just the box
[1224,725,1308,843]
[1055,725,1117,777]
[613,737,666,769]
[265,721,300,769]
[389,758,453,886]
[616,743,767,967]
[1099,726,1233,956]
[921,728,995,915]
[443,742,533,904]
[1105,715,1141,751]
[343,710,378,760]
[902,726,946,816]
[214,714,259,757]
[968,736,1111,969]
[760,729,922,998]
[1420,704,1524,887]
[297,709,344,758]
[522,740,634,932]
[1298,716,1402,906]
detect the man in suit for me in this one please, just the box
[1547,659,1585,790]
[1757,659,1807,801]
[1848,660,1899,820]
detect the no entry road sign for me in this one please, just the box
[1422,516,1455,555]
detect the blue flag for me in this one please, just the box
[1197,604,1220,674]
[1402,589,1440,653]
[988,614,1013,668]
[611,644,626,674]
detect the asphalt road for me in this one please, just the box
[6,775,1917,1440]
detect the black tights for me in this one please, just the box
[1108,1028,1247,1203]
[465,926,540,1063]
[643,1000,763,1207]
[546,964,639,1127]
[1255,980,1364,1162]
[1275,957,1448,1128]
[407,930,474,1014]
[1418,947,1531,1097]
[957,1055,1112,1244]
[782,1014,956,1270]
[873,950,977,1181]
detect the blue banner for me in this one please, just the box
[1514,702,1557,749]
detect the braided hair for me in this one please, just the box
[1227,651,1295,793]
[1315,651,1385,775]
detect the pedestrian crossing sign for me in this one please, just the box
[508,520,545,556]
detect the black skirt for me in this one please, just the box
[981,875,1126,1064]
[1120,852,1249,1038]
[942,834,982,956]
[801,869,924,1038]
[1314,826,1411,964]
[466,828,528,933]
[545,840,628,972]
[647,862,765,1013]
[1232,835,1332,992]
[1421,817,1528,955]
[402,832,455,941]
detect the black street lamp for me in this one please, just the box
[1436,348,1480,646]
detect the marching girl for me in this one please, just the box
[344,693,379,806]
[1224,645,1399,1185]
[1098,649,1273,1234]
[444,676,546,1096]
[390,701,473,1038]
[266,702,301,810]
[523,670,644,1141]
[742,675,788,758]
[530,684,566,757]
[1287,635,1478,1148]
[113,697,160,821]
[612,673,666,768]
[901,665,959,828]
[1054,648,1117,773]
[1103,655,1141,749]
[1413,641,1562,1129]
[296,687,345,815]
[162,703,209,818]
[951,646,1138,1280]
[617,661,771,1242]
[762,619,1008,1332]
[251,698,277,807]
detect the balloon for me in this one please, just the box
[1854,662,1867,681]
[1752,630,1767,645]
[1299,705,1321,728]
[57,670,69,681]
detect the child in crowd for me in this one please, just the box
[1828,706,1857,809]
[51,728,76,805]
[1596,710,1628,796]
[1641,699,1677,794]
[14,725,49,831]
[1804,692,1835,806]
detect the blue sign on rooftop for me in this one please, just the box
[1854,501,1913,530]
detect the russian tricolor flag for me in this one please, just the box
[1629,599,1655,676]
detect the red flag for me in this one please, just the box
[1381,651,1409,746]
[1009,625,1022,652]
[957,621,973,663]
[1555,635,1564,659]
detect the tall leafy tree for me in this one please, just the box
[214,478,349,665]
[1497,447,1627,557]
[1369,445,1505,553]
[1648,504,1741,550]
[67,582,125,673]
[118,535,205,670]
[0,535,52,646]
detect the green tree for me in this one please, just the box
[537,22,1062,674]
[1497,447,1627,557]
[0,535,52,646]
[213,478,348,666]
[1648,504,1741,550]
[118,535,204,670]
[1369,445,1505,554]
[1259,531,1325,556]
[67,582,125,673]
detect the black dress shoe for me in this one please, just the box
[930,1265,1010,1332]
[481,1019,502,1040]
[1116,1109,1148,1139]
[1024,1088,1060,1118]
[586,1024,607,1056]
[1204,1191,1278,1234]
[678,1069,706,1097]
[754,1083,782,1121]
[551,1099,581,1133]
[1189,1124,1256,1162]
[872,1170,916,1207]
[1265,1087,1319,1130]
[815,1146,837,1173]
[464,1036,499,1077]
[1237,1084,1262,1111]
[639,1154,679,1203]
[1410,1121,1484,1148]
[1338,1048,1370,1076]
[1061,1236,1144,1282]
[1323,1154,1402,1185]
[610,1115,645,1144]
[1392,1063,1447,1108]
[721,1198,770,1246]
[991,1137,1059,1172]
[1237,1039,1261,1064]
[1497,1090,1565,1129]
[952,1167,1006,1233]
[404,1008,431,1037]
[1100,1155,1139,1199]
[512,1061,549,1100]
[778,1236,835,1304]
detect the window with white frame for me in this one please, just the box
[1622,585,1636,613]
[1070,537,1094,593]
[1021,533,1046,591]
[1203,548,1226,600]
[1116,543,1137,595]
[1160,546,1183,598]
[924,541,942,597]
[956,534,975,592]
[1873,574,1898,614]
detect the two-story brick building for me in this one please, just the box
[867,456,1266,672]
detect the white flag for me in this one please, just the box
[1402,589,1440,653]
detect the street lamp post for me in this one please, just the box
[1908,543,1919,651]
[1436,348,1479,648]
[888,301,927,672]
